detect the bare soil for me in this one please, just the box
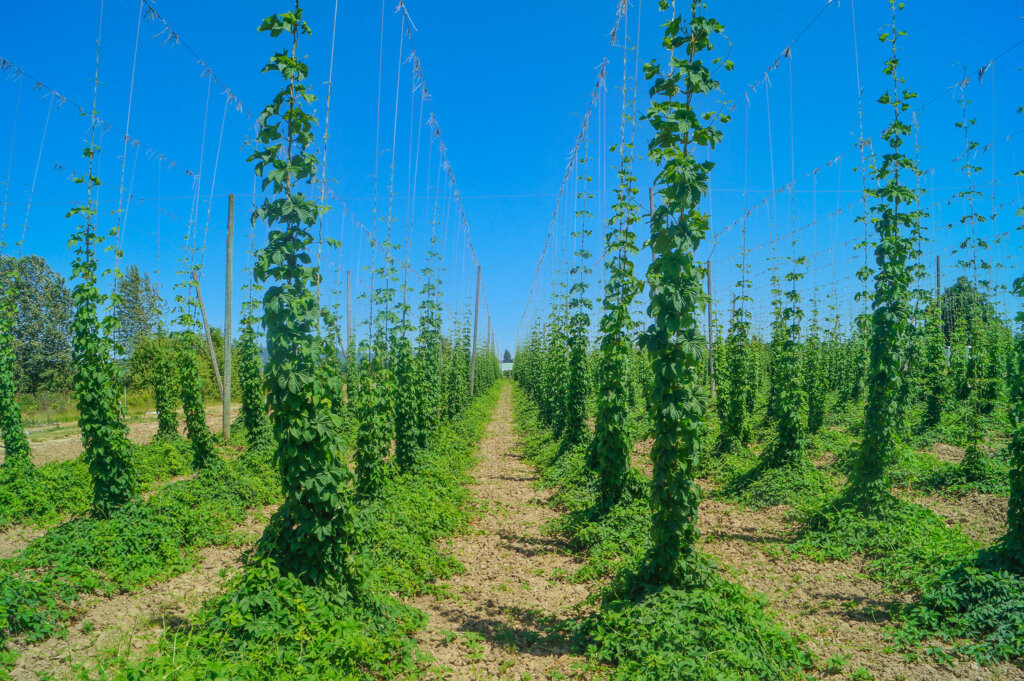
[932,442,967,465]
[0,406,239,466]
[6,506,276,681]
[410,383,593,680]
[626,436,1020,678]
[0,524,49,560]
[695,482,1021,680]
[915,491,1009,545]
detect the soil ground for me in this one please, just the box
[5,386,1023,680]
[697,499,1021,680]
[0,405,239,466]
[5,506,276,681]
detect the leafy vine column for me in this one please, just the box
[237,318,272,455]
[177,334,217,468]
[151,334,180,442]
[805,300,826,435]
[592,132,642,508]
[69,146,136,518]
[416,241,443,446]
[848,0,925,512]
[354,245,398,498]
[765,259,808,468]
[639,0,730,587]
[251,2,359,586]
[716,267,752,454]
[564,155,593,448]
[0,271,31,472]
[1004,273,1024,567]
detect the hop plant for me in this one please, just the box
[393,330,424,471]
[764,257,808,468]
[805,301,827,435]
[68,145,136,518]
[848,0,926,512]
[237,321,272,455]
[250,2,360,587]
[591,132,643,508]
[564,154,593,448]
[177,334,218,469]
[0,270,32,472]
[354,340,393,498]
[919,300,948,429]
[638,0,730,588]
[717,269,753,453]
[997,274,1024,567]
[152,334,181,442]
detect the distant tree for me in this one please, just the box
[941,276,997,343]
[114,264,163,357]
[0,255,73,392]
[502,349,513,363]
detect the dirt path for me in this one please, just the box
[410,382,591,681]
[0,406,238,467]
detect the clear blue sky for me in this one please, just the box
[1,1,1022,355]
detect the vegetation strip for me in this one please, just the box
[107,384,500,680]
[512,385,813,680]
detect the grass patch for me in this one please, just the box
[0,446,277,653]
[584,577,814,681]
[794,492,978,594]
[0,438,194,530]
[719,455,832,512]
[893,552,1024,665]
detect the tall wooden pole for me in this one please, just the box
[222,194,234,440]
[936,255,941,301]
[469,265,481,394]
[707,261,715,400]
[192,271,224,398]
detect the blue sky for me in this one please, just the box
[0,1,1022,356]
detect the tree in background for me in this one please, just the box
[502,349,512,363]
[113,264,163,358]
[0,255,73,393]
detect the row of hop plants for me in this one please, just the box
[0,37,236,514]
[243,1,500,588]
[513,0,1024,670]
[0,0,499,591]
